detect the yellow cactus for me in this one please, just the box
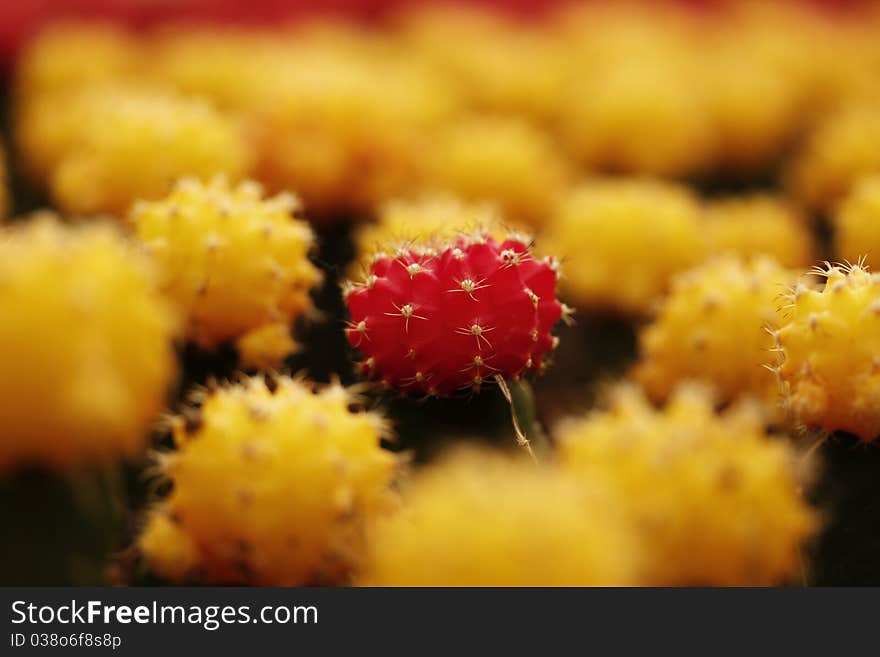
[138,375,398,585]
[14,22,143,100]
[254,51,458,218]
[130,177,321,367]
[422,116,570,230]
[556,40,713,178]
[0,217,177,472]
[543,178,704,315]
[833,175,880,265]
[700,45,807,173]
[786,101,880,212]
[398,6,567,124]
[772,261,880,440]
[16,83,143,184]
[234,323,299,372]
[361,448,640,586]
[47,88,253,216]
[704,194,813,267]
[635,256,796,420]
[136,512,200,583]
[148,28,288,111]
[717,0,842,115]
[350,196,511,276]
[558,385,817,586]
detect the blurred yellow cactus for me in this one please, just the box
[0,216,177,471]
[138,375,397,585]
[15,22,143,100]
[48,88,253,216]
[361,448,640,586]
[544,178,704,315]
[399,6,567,123]
[558,59,713,178]
[253,52,459,218]
[422,116,569,229]
[786,101,880,212]
[704,194,813,268]
[558,385,817,586]
[833,175,880,266]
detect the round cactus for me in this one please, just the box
[771,261,880,440]
[136,512,201,584]
[138,374,398,585]
[44,86,253,216]
[786,101,880,212]
[635,256,798,420]
[704,194,813,268]
[699,45,806,174]
[14,22,143,101]
[253,51,458,219]
[149,27,287,112]
[16,83,141,184]
[833,174,880,266]
[131,177,322,368]
[422,115,570,229]
[543,178,704,315]
[558,385,817,586]
[0,216,178,472]
[344,232,565,396]
[398,6,567,124]
[557,51,713,178]
[361,448,640,586]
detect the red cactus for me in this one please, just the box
[344,233,565,396]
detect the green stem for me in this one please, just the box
[495,376,551,460]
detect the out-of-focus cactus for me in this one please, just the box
[704,194,813,268]
[138,375,398,585]
[360,448,640,586]
[635,256,797,422]
[422,116,570,230]
[543,178,704,315]
[16,83,137,184]
[700,45,807,174]
[0,216,177,472]
[558,60,713,178]
[833,175,880,266]
[786,101,880,213]
[14,22,143,101]
[558,385,817,586]
[553,3,714,178]
[253,50,459,219]
[47,88,253,216]
[147,27,289,111]
[398,6,568,125]
[131,177,321,369]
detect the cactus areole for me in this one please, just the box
[344,233,565,395]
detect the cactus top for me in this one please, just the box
[344,233,564,395]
